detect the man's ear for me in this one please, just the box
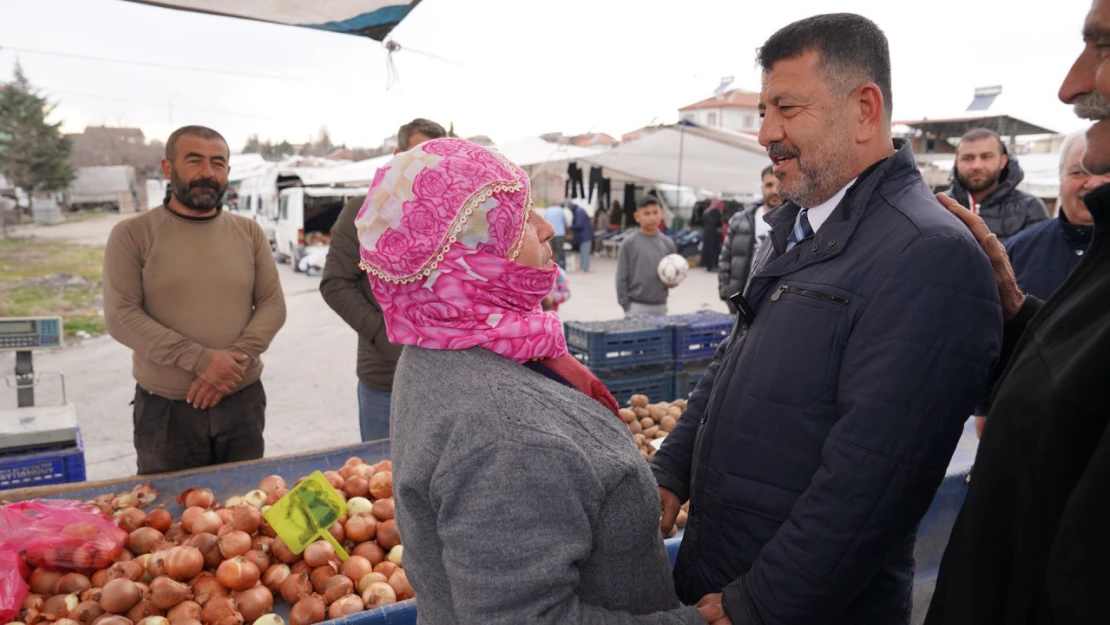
[855,82,885,143]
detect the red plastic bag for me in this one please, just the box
[0,499,127,571]
[0,550,30,624]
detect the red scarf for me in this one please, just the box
[537,355,621,418]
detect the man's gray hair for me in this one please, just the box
[1059,129,1089,176]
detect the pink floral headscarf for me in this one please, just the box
[355,138,568,363]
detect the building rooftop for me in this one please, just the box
[678,89,760,112]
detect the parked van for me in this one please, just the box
[274,186,367,272]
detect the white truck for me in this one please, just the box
[273,186,368,273]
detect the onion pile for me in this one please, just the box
[14,458,409,625]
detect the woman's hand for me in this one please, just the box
[697,594,731,624]
[935,193,1025,321]
[659,487,681,535]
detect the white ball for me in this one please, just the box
[657,253,689,287]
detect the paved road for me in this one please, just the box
[2,217,728,480]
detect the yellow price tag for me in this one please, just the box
[264,470,349,560]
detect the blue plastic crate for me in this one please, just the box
[597,363,676,406]
[663,311,734,362]
[0,428,86,490]
[565,319,673,368]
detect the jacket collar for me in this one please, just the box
[1057,209,1094,249]
[1082,181,1110,238]
[948,156,1026,208]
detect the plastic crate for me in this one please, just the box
[597,363,676,407]
[664,311,734,362]
[565,319,673,368]
[0,428,86,490]
[673,358,714,399]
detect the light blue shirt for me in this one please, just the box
[544,206,567,237]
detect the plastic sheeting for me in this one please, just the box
[120,1,420,41]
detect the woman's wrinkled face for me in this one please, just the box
[515,209,555,269]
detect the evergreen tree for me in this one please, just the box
[0,63,74,200]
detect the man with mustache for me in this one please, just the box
[652,14,1003,625]
[924,1,1110,622]
[943,128,1048,243]
[103,125,286,474]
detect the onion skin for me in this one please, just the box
[360,582,396,609]
[55,573,92,595]
[164,547,204,581]
[250,536,273,555]
[107,561,146,582]
[41,593,79,620]
[125,599,163,624]
[352,542,384,566]
[137,619,170,625]
[116,508,147,533]
[386,545,403,567]
[230,507,261,535]
[371,499,395,522]
[177,488,215,510]
[242,550,270,574]
[368,472,393,499]
[199,597,242,625]
[217,531,252,560]
[70,601,105,625]
[261,564,290,595]
[257,475,286,495]
[145,510,173,533]
[376,519,401,550]
[149,578,192,611]
[101,579,143,615]
[344,514,377,543]
[279,573,312,604]
[270,537,299,565]
[229,586,272,623]
[216,557,260,592]
[252,617,283,625]
[30,569,63,596]
[91,616,133,625]
[387,570,415,601]
[81,588,103,604]
[190,574,227,607]
[327,595,363,620]
[345,498,372,517]
[302,542,335,569]
[356,573,388,594]
[322,575,353,606]
[165,601,201,624]
[288,596,324,625]
[129,528,166,555]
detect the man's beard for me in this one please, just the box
[957,166,1003,194]
[769,123,855,208]
[1074,91,1110,121]
[171,170,225,211]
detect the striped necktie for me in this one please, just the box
[785,208,814,251]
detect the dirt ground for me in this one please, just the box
[0,213,729,481]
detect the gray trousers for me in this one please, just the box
[625,302,668,318]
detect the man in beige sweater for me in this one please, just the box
[103,125,286,474]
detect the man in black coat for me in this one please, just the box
[924,1,1110,622]
[654,14,1002,625]
[943,128,1048,242]
[719,166,782,312]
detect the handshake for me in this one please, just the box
[661,486,732,624]
[186,349,250,409]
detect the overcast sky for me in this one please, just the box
[0,0,1092,152]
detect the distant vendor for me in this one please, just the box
[103,125,287,475]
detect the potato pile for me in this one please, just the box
[619,394,685,463]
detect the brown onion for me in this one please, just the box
[55,573,92,595]
[115,550,135,563]
[228,506,261,536]
[107,561,146,582]
[371,499,394,522]
[368,472,393,499]
[250,536,273,555]
[242,550,270,574]
[164,547,204,581]
[190,511,222,536]
[164,526,188,546]
[71,600,105,625]
[308,565,337,594]
[172,621,200,625]
[189,575,227,607]
[242,490,268,509]
[125,599,162,623]
[257,475,286,495]
[270,537,299,564]
[229,586,272,623]
[327,522,344,544]
[351,464,375,480]
[327,595,363,619]
[261,564,290,594]
[346,495,372,515]
[188,534,222,570]
[179,508,203,534]
[372,562,397,579]
[81,588,103,604]
[322,472,344,490]
[387,570,414,601]
[215,509,234,526]
[23,592,46,612]
[377,519,401,550]
[101,580,143,615]
[321,575,353,606]
[165,601,200,624]
[217,531,251,560]
[344,456,365,467]
[57,619,81,625]
[145,510,172,533]
[337,465,355,480]
[199,597,241,625]
[341,476,369,499]
[352,542,385,566]
[177,488,215,510]
[91,616,133,625]
[91,570,110,589]
[344,514,377,543]
[216,557,259,592]
[356,573,388,594]
[339,557,372,585]
[302,542,335,568]
[290,561,311,576]
[373,460,392,473]
[30,569,63,595]
[288,596,324,625]
[360,582,396,609]
[42,593,80,619]
[146,552,168,579]
[264,489,288,507]
[129,528,165,555]
[149,579,191,611]
[116,508,147,533]
[279,573,312,604]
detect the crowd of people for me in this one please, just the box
[97,3,1110,623]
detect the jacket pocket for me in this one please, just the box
[746,282,851,408]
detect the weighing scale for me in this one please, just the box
[0,316,78,453]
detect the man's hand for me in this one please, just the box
[187,378,225,410]
[696,594,731,624]
[541,295,555,311]
[936,193,1025,321]
[198,350,249,393]
[975,415,987,439]
[659,487,681,535]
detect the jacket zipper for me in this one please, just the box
[770,284,851,306]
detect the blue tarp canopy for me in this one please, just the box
[120,1,421,41]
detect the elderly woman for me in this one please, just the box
[356,138,701,624]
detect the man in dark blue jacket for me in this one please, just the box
[653,14,1003,625]
[1004,129,1110,300]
